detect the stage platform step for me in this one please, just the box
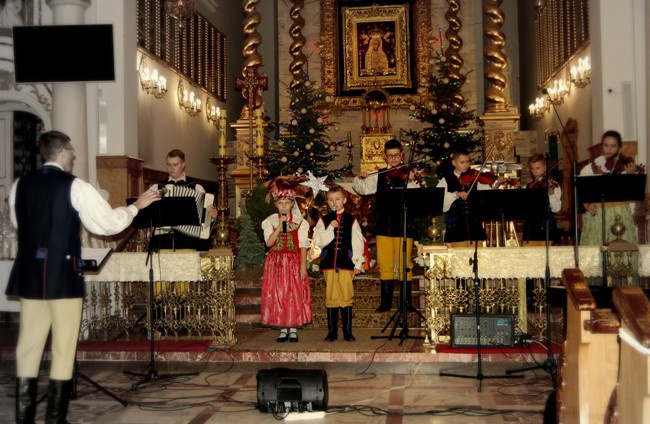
[234,276,426,331]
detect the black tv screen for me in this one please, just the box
[13,25,115,83]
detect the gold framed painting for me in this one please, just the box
[320,0,431,111]
[342,4,410,91]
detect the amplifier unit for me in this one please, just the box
[257,368,328,414]
[450,314,515,348]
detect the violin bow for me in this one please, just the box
[467,144,497,194]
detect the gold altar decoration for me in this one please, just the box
[482,0,509,113]
[342,5,411,90]
[319,0,431,110]
[81,252,236,346]
[241,0,263,112]
[419,245,623,346]
[359,88,393,173]
[288,0,307,91]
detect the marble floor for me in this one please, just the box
[0,368,554,423]
[0,325,557,423]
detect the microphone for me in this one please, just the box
[542,88,549,95]
[281,212,287,233]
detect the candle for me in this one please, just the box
[255,108,264,156]
[218,110,227,157]
[347,131,352,148]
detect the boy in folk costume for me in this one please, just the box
[313,186,365,341]
[260,188,312,342]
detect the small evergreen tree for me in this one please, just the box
[267,73,351,179]
[234,203,266,270]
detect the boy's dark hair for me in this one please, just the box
[38,130,71,162]
[451,149,470,160]
[167,149,186,161]
[384,138,402,152]
[327,185,347,197]
[601,130,622,148]
[528,153,546,166]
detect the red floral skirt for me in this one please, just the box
[260,251,312,328]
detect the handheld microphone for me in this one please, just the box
[281,212,287,233]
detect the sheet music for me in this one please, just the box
[81,247,113,273]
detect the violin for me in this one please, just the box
[604,153,646,174]
[384,164,425,185]
[458,168,499,189]
[527,174,559,191]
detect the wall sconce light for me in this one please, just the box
[177,79,201,117]
[545,78,569,105]
[138,55,167,99]
[570,56,591,88]
[206,97,220,126]
[528,96,548,120]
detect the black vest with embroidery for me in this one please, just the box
[7,166,84,299]
[319,212,356,271]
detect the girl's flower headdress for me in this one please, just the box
[271,188,296,200]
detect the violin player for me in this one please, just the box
[523,153,562,245]
[352,138,424,313]
[579,130,642,245]
[436,149,505,245]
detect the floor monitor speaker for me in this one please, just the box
[256,368,328,413]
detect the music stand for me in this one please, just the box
[440,190,544,390]
[576,174,646,282]
[71,249,127,406]
[124,197,201,388]
[371,187,444,345]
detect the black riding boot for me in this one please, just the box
[341,306,356,341]
[375,280,394,312]
[16,377,38,424]
[45,379,72,424]
[324,308,338,341]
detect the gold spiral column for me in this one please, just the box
[288,0,307,93]
[479,0,518,163]
[483,0,508,113]
[231,0,268,212]
[444,0,464,107]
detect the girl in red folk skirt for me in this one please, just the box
[260,188,312,342]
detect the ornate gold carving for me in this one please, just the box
[289,0,307,91]
[320,0,431,110]
[444,0,464,107]
[241,0,263,110]
[341,5,411,90]
[483,0,509,113]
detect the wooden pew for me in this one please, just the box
[557,268,620,424]
[612,285,650,424]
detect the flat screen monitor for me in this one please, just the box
[12,24,115,83]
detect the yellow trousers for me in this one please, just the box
[324,269,355,308]
[376,235,413,281]
[17,298,83,380]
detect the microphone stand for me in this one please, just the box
[440,239,523,391]
[371,139,426,345]
[506,153,558,387]
[124,222,198,388]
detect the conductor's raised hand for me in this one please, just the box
[133,190,161,210]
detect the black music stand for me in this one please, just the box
[371,187,444,345]
[440,190,545,391]
[71,250,127,406]
[124,198,201,388]
[576,174,646,282]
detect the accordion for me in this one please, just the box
[160,184,214,239]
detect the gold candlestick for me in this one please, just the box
[209,155,235,246]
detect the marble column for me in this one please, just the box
[45,0,91,179]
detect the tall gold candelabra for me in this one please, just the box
[210,155,234,246]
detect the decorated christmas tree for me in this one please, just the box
[408,48,484,177]
[267,73,351,179]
